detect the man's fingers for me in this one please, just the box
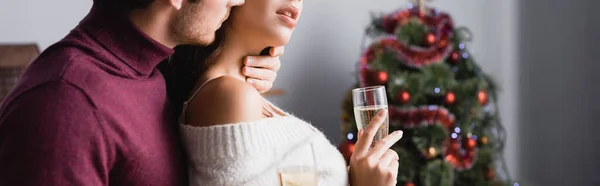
[247,78,273,93]
[242,53,281,94]
[244,56,281,71]
[243,67,277,82]
[353,110,387,156]
[270,46,285,56]
[368,130,403,159]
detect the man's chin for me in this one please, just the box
[194,36,216,46]
[179,34,215,46]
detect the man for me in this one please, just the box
[0,0,282,185]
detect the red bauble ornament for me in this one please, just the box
[338,141,355,163]
[450,51,460,63]
[465,138,477,150]
[396,91,410,104]
[425,32,436,46]
[485,167,495,180]
[445,92,456,105]
[405,182,416,186]
[378,72,388,83]
[364,71,389,86]
[478,90,489,105]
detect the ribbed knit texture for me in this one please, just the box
[180,116,349,186]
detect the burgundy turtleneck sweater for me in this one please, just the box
[0,4,186,186]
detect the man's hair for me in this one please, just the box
[97,0,201,13]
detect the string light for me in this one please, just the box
[394,77,405,85]
[347,133,354,140]
[459,43,465,50]
[434,87,441,94]
[407,3,414,9]
[451,133,458,139]
[484,105,493,113]
[462,52,470,59]
[454,127,461,133]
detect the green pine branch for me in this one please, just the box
[396,18,428,47]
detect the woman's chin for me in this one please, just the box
[273,37,291,46]
[270,31,294,46]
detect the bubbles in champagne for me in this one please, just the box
[353,105,389,147]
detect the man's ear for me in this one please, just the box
[170,0,183,10]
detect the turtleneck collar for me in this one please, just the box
[79,3,174,76]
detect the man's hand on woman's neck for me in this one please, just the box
[204,34,272,83]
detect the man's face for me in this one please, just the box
[172,0,244,45]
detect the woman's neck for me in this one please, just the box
[202,32,268,83]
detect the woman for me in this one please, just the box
[169,0,404,185]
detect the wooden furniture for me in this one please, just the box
[262,89,285,97]
[0,43,40,101]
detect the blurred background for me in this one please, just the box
[1,0,599,185]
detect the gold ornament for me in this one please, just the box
[423,147,437,159]
[481,136,489,145]
[429,147,437,155]
[422,147,438,159]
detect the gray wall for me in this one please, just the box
[519,0,600,185]
[0,0,92,48]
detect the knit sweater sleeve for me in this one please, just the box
[180,116,349,186]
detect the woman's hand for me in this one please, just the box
[349,110,403,186]
[242,46,284,93]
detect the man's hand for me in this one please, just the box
[242,46,283,93]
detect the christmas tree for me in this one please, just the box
[338,1,513,186]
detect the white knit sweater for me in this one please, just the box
[180,115,349,186]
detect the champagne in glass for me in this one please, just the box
[352,86,389,147]
[279,166,318,186]
[278,143,319,186]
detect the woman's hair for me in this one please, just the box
[163,20,229,121]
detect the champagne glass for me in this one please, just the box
[352,86,389,147]
[278,143,319,186]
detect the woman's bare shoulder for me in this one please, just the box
[184,76,266,126]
